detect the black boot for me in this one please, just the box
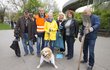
[87,65,93,70]
[80,60,87,63]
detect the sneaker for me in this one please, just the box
[37,54,41,57]
[31,52,34,55]
[87,65,93,70]
[67,57,73,60]
[24,53,28,56]
[80,60,87,63]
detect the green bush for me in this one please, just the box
[74,13,82,26]
[13,0,43,21]
[94,10,110,30]
[75,10,110,31]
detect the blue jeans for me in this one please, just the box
[83,38,96,67]
[36,32,45,55]
[44,40,55,52]
[21,33,34,54]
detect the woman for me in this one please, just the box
[61,10,79,60]
[56,12,66,52]
[44,13,58,52]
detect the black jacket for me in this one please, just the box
[14,16,36,40]
[61,19,79,38]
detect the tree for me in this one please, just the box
[0,1,6,23]
[93,0,110,10]
[13,0,43,21]
[23,0,43,13]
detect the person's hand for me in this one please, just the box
[75,38,77,40]
[79,35,82,42]
[46,32,50,35]
[49,28,53,32]
[84,27,90,34]
[89,27,94,32]
[84,27,94,34]
[59,33,62,37]
[15,36,20,41]
[35,34,38,38]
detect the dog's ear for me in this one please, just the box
[46,50,51,59]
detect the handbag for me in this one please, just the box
[10,40,21,57]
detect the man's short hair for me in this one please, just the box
[38,7,44,11]
[24,10,29,14]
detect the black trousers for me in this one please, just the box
[60,35,65,52]
[65,36,75,58]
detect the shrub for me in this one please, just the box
[94,10,110,30]
[75,10,110,31]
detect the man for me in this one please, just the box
[34,7,48,56]
[10,20,14,29]
[14,10,35,56]
[79,7,100,70]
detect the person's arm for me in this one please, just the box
[44,21,49,33]
[14,18,20,39]
[74,20,79,38]
[51,21,58,31]
[33,18,37,34]
[91,16,100,31]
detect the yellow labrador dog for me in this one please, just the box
[37,47,58,69]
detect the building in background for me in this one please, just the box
[62,0,93,12]
[63,0,110,13]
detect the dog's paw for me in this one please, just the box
[54,65,58,69]
[37,65,40,69]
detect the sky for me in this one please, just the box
[55,0,69,11]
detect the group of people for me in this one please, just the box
[14,7,100,70]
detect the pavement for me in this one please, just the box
[0,30,110,70]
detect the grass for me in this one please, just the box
[0,23,11,30]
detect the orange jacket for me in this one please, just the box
[34,14,48,32]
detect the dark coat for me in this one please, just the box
[80,14,100,40]
[61,19,79,38]
[14,16,36,40]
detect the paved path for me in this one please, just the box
[0,30,110,70]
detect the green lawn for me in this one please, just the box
[0,23,11,30]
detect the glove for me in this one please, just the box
[89,27,94,32]
[79,35,82,42]
[35,34,38,38]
